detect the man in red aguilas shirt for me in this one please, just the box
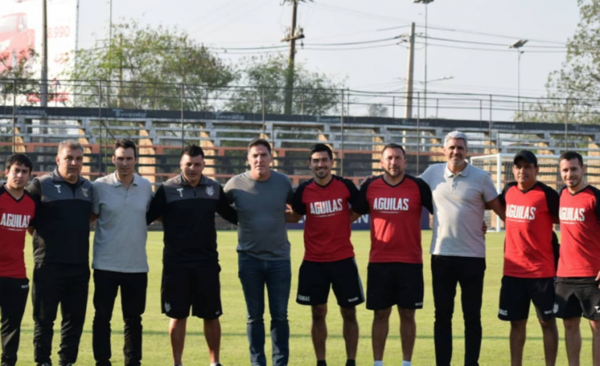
[497,150,559,366]
[352,143,432,366]
[556,151,600,366]
[0,154,36,366]
[290,143,363,366]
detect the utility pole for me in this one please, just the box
[404,22,416,119]
[41,0,48,108]
[282,0,307,115]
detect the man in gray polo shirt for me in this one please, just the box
[420,131,504,366]
[224,138,294,366]
[91,139,153,366]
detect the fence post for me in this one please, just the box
[180,83,185,149]
[564,98,569,149]
[340,89,345,177]
[12,79,16,153]
[98,80,103,173]
[416,91,420,175]
[489,94,493,149]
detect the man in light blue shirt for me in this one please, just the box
[91,139,153,366]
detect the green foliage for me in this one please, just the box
[67,21,235,110]
[522,0,600,124]
[367,103,389,117]
[0,48,40,105]
[227,54,344,115]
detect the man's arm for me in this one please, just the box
[288,182,307,223]
[216,186,238,225]
[486,197,505,221]
[146,185,166,225]
[286,207,303,223]
[26,179,42,235]
[90,183,101,224]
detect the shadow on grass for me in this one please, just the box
[18,328,592,341]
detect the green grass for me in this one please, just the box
[16,231,594,365]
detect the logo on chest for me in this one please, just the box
[506,205,536,220]
[206,186,215,197]
[373,197,410,211]
[560,207,586,222]
[309,198,343,216]
[0,213,31,229]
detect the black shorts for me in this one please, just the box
[366,262,424,311]
[161,263,222,320]
[498,276,555,321]
[555,277,600,320]
[296,257,364,308]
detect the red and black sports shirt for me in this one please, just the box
[292,175,358,262]
[0,185,36,279]
[353,175,433,264]
[558,185,600,278]
[499,181,559,278]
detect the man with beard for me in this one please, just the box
[27,140,94,366]
[91,139,153,366]
[147,144,237,366]
[289,143,363,366]
[497,150,559,366]
[0,154,36,366]
[420,131,504,366]
[352,143,432,366]
[554,151,600,366]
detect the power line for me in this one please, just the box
[424,35,566,49]
[420,42,567,54]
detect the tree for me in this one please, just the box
[227,54,345,116]
[66,21,235,111]
[367,103,388,117]
[0,48,40,106]
[521,0,600,124]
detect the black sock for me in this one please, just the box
[346,360,356,366]
[317,361,327,366]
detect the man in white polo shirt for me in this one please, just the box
[420,131,505,366]
[91,139,153,366]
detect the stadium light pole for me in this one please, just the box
[413,0,434,118]
[509,39,528,119]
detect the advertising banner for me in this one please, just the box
[0,0,78,103]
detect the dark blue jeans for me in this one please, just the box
[238,252,291,366]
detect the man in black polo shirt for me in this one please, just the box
[147,145,237,366]
[27,140,94,366]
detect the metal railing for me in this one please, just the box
[2,78,599,123]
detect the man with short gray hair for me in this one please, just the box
[420,131,504,366]
[27,139,94,366]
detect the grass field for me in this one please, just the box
[16,230,594,365]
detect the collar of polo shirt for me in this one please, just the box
[111,172,140,187]
[445,162,470,178]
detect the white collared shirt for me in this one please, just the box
[420,163,498,258]
[92,172,153,272]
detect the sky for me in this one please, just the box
[27,0,588,120]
